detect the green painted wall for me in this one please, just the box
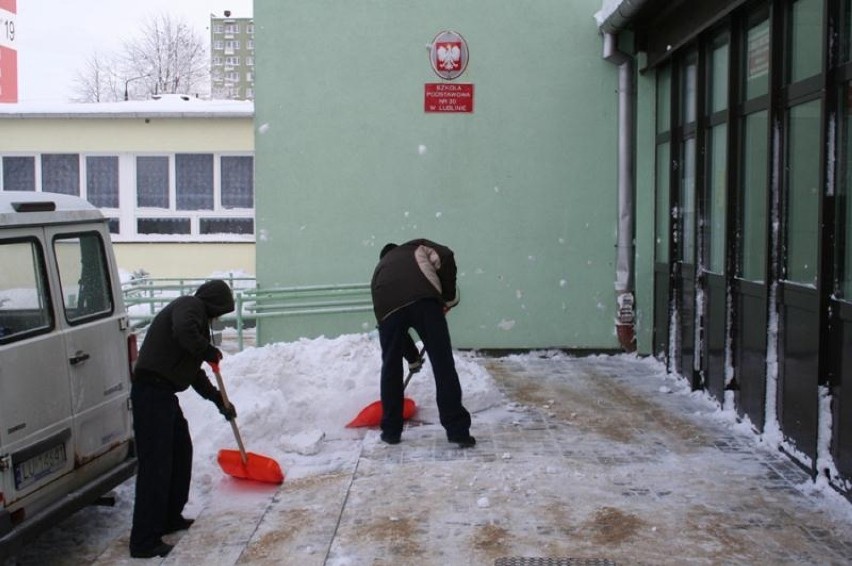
[255,0,631,349]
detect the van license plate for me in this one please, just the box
[14,443,67,490]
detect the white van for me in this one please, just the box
[0,192,136,559]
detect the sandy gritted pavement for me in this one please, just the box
[6,353,852,565]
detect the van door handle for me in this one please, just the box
[69,351,91,365]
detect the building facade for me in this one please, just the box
[253,0,851,494]
[253,0,639,352]
[599,0,850,495]
[0,98,255,278]
[210,11,255,100]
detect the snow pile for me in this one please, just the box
[180,332,504,487]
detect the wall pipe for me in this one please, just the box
[602,31,637,352]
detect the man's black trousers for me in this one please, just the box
[130,381,192,551]
[378,298,471,438]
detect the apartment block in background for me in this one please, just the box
[210,10,254,100]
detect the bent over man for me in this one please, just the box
[370,239,475,447]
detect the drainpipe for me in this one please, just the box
[602,32,636,353]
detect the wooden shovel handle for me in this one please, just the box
[212,367,248,465]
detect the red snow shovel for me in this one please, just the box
[211,364,284,485]
[346,359,420,428]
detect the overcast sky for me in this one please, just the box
[14,0,253,103]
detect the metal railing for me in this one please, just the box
[122,277,372,351]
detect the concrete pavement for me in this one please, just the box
[8,354,852,565]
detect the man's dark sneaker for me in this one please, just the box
[164,516,195,534]
[130,540,173,559]
[380,432,401,445]
[449,435,476,448]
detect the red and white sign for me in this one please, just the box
[429,31,468,81]
[0,0,18,102]
[424,83,474,113]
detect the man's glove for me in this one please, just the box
[212,390,237,421]
[204,345,223,364]
[408,356,424,374]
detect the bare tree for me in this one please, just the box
[72,13,209,102]
[71,52,122,102]
[123,13,209,98]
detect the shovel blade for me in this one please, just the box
[346,397,416,428]
[217,450,285,484]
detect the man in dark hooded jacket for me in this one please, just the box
[128,279,237,558]
[371,239,474,447]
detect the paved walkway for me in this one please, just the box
[7,355,852,565]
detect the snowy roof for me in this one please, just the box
[0,95,254,119]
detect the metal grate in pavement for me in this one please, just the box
[495,559,617,566]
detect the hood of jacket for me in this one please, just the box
[194,279,235,318]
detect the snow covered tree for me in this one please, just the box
[71,52,123,102]
[72,13,209,102]
[122,13,209,99]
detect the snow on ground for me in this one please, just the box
[181,332,852,515]
[7,331,852,564]
[182,331,504,491]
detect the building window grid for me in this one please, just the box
[652,3,835,295]
[1,152,254,241]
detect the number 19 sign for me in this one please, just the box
[0,0,17,103]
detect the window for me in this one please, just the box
[53,232,113,322]
[741,111,769,282]
[0,239,52,343]
[655,65,672,264]
[1,151,254,241]
[176,154,214,210]
[745,18,770,100]
[710,42,729,115]
[42,154,80,196]
[679,54,698,265]
[221,156,253,208]
[707,124,728,274]
[86,156,119,208]
[200,218,254,235]
[138,218,191,235]
[2,156,36,191]
[656,143,671,263]
[785,100,821,286]
[680,138,696,264]
[706,38,729,275]
[137,156,170,208]
[790,0,823,83]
